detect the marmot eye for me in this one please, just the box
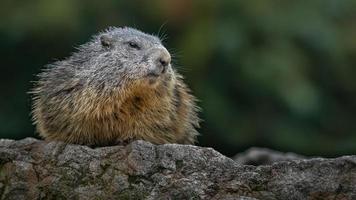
[128,41,140,50]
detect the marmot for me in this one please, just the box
[31,27,200,146]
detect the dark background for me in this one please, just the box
[1,0,356,157]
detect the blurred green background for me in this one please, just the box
[1,0,356,157]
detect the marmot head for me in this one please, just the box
[72,27,173,91]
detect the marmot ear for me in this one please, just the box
[100,35,114,48]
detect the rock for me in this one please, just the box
[233,147,306,166]
[0,138,355,200]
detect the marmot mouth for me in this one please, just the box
[146,72,160,78]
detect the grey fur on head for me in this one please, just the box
[31,26,200,146]
[49,27,171,92]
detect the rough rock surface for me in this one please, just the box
[233,147,306,166]
[0,138,355,200]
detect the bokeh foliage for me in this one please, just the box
[0,0,355,156]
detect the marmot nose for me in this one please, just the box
[159,58,169,68]
[155,49,171,74]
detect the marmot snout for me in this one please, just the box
[31,27,200,146]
